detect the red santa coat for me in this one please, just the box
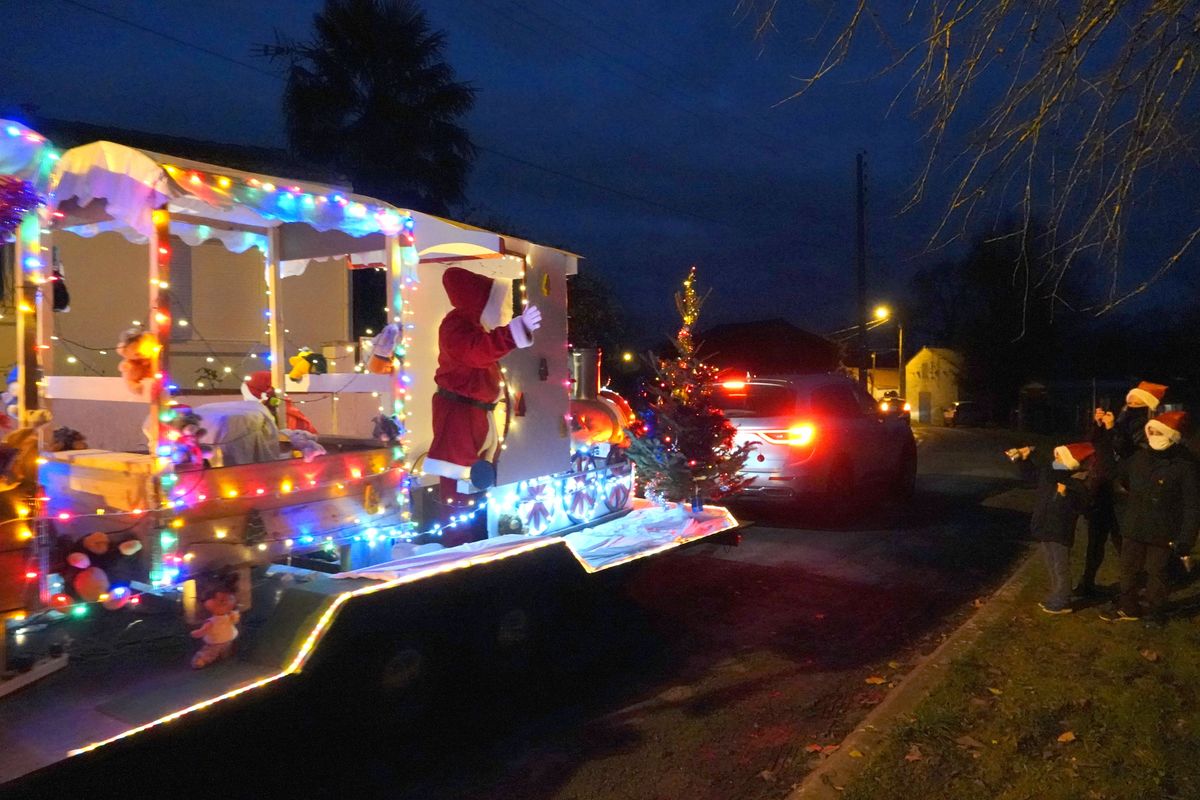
[424,267,533,483]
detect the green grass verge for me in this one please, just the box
[842,545,1200,800]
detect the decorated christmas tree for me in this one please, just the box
[627,267,754,504]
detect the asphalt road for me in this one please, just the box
[12,426,1037,799]
[372,426,1037,800]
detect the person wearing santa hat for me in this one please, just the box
[1101,410,1199,626]
[424,267,542,511]
[1075,407,1121,598]
[1112,381,1167,460]
[1013,442,1097,614]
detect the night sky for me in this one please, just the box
[0,0,1182,342]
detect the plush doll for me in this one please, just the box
[191,576,240,669]
[64,531,143,609]
[424,267,542,506]
[116,329,157,398]
[49,426,88,452]
[241,371,318,435]
[364,324,401,374]
[0,408,51,492]
[287,348,314,382]
[2,366,18,424]
[164,407,206,467]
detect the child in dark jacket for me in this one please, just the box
[1013,442,1097,614]
[1102,411,1199,625]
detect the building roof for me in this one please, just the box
[908,346,964,365]
[699,318,839,375]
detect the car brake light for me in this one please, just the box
[759,423,816,447]
[721,380,747,391]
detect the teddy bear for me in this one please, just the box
[0,408,52,493]
[49,426,88,452]
[64,531,143,610]
[116,328,157,398]
[191,574,240,669]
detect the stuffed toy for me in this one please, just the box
[288,348,313,382]
[49,426,88,452]
[116,328,157,398]
[191,575,240,669]
[163,407,206,467]
[424,267,541,506]
[0,409,51,492]
[364,324,401,374]
[283,428,325,463]
[1,365,18,424]
[64,531,143,609]
[241,371,318,435]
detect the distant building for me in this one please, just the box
[906,347,964,424]
[700,318,839,376]
[865,352,900,399]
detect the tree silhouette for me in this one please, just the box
[265,0,476,214]
[742,2,1200,313]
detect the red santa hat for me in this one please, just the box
[1146,410,1188,445]
[1053,442,1095,471]
[1127,381,1167,410]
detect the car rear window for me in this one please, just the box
[714,383,795,417]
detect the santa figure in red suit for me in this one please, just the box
[424,266,542,506]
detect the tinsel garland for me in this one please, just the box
[0,176,40,236]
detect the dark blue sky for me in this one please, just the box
[1,0,1176,341]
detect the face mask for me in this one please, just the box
[1146,422,1174,450]
[1148,435,1173,451]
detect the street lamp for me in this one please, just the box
[873,305,905,399]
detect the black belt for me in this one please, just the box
[437,388,497,411]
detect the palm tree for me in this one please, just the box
[266,0,476,214]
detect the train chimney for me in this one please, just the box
[569,347,601,401]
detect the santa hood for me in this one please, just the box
[443,266,507,329]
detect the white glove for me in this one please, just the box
[520,304,543,333]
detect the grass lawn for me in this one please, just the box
[842,543,1200,800]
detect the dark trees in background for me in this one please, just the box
[908,223,1078,421]
[567,273,630,366]
[267,0,476,215]
[743,2,1200,315]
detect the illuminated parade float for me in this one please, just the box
[0,120,737,782]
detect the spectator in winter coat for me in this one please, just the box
[1076,408,1121,597]
[1013,443,1097,614]
[1102,411,1200,626]
[1111,381,1167,460]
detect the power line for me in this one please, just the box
[517,0,800,154]
[52,0,728,227]
[56,0,283,81]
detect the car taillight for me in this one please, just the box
[759,422,816,447]
[880,401,890,412]
[903,402,911,412]
[721,380,747,390]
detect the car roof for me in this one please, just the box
[747,373,858,390]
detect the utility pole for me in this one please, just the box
[855,152,868,388]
